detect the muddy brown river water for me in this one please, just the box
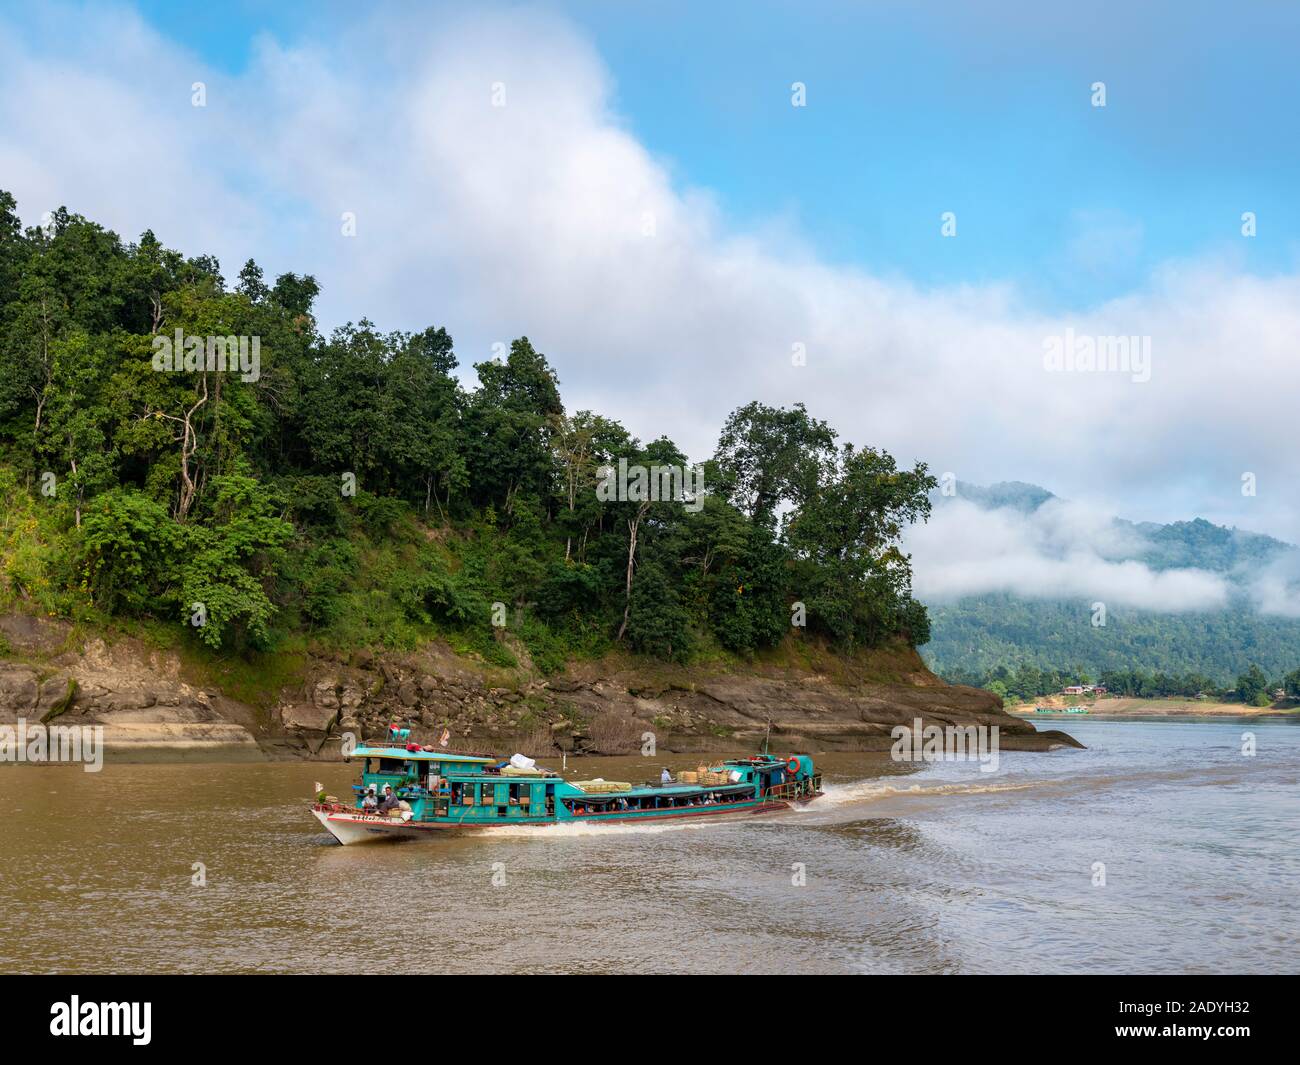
[1,719,1296,973]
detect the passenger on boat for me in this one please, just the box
[361,785,378,811]
[377,785,401,815]
[660,768,672,784]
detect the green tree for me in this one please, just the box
[1284,667,1300,700]
[464,337,563,513]
[785,443,936,648]
[384,326,466,517]
[179,475,292,649]
[81,489,177,614]
[714,401,838,526]
[1235,664,1270,705]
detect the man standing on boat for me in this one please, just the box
[660,767,672,785]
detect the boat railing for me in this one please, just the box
[315,800,381,817]
[763,774,823,801]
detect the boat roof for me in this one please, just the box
[351,748,795,769]
[568,782,751,800]
[353,745,497,763]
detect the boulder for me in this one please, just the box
[0,666,40,717]
[312,679,340,709]
[281,703,337,733]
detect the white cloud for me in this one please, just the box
[907,498,1232,611]
[1241,552,1300,618]
[3,4,1299,551]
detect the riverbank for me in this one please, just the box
[1008,694,1298,717]
[0,612,1080,760]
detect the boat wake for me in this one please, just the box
[807,777,1048,809]
[452,762,1278,840]
[470,817,733,839]
[749,776,1054,826]
[795,759,1293,819]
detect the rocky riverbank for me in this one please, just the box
[0,613,1080,760]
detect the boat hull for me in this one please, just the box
[313,807,454,844]
[313,794,818,844]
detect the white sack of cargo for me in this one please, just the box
[509,753,536,770]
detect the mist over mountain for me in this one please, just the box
[913,481,1300,684]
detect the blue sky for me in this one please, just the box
[122,0,1300,309]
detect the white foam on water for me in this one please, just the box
[470,813,742,839]
[799,776,1049,811]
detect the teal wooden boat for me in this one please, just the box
[312,743,823,845]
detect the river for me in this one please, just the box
[1,717,1296,973]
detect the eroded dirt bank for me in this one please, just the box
[0,614,1080,760]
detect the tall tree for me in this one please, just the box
[464,337,563,513]
[713,401,838,526]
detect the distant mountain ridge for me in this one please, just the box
[942,480,1298,566]
[948,480,1058,514]
[1128,516,1294,574]
[921,482,1300,684]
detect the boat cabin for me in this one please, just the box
[350,745,563,821]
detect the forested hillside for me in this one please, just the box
[930,594,1300,693]
[924,484,1300,688]
[0,193,934,673]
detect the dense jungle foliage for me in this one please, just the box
[0,193,934,672]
